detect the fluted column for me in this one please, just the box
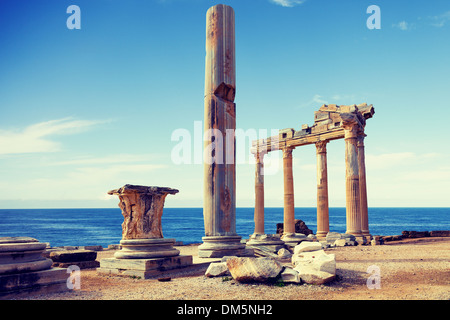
[282,147,295,235]
[253,151,265,235]
[343,121,362,236]
[358,134,370,237]
[316,141,329,238]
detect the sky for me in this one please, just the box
[0,0,449,209]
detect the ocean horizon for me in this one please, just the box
[0,207,449,248]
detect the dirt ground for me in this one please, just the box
[14,237,450,300]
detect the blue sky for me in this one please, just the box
[0,0,449,208]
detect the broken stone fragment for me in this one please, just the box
[226,257,283,283]
[205,262,230,278]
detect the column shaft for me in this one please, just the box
[316,141,329,238]
[344,124,362,236]
[283,147,295,234]
[203,4,236,237]
[358,134,370,237]
[254,152,265,235]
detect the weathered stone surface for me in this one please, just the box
[293,241,322,254]
[276,219,313,236]
[430,230,450,237]
[292,249,336,285]
[49,250,97,263]
[280,267,301,284]
[334,239,347,247]
[0,237,68,298]
[205,262,230,277]
[52,260,100,269]
[326,232,356,245]
[108,184,179,240]
[97,255,193,279]
[220,256,238,262]
[277,248,292,260]
[294,266,335,285]
[226,257,282,283]
[292,250,336,274]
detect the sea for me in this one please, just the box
[0,207,449,248]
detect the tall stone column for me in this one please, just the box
[358,134,370,237]
[247,151,285,249]
[282,147,295,235]
[199,4,247,258]
[280,147,305,245]
[316,140,329,238]
[343,120,362,237]
[253,151,265,235]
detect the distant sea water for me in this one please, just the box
[0,208,449,248]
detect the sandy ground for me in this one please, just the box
[16,237,450,300]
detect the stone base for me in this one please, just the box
[198,236,254,258]
[0,267,68,299]
[114,238,180,259]
[247,234,285,252]
[97,255,193,279]
[52,260,100,269]
[281,233,307,247]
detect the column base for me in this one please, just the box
[281,233,307,247]
[246,234,285,252]
[114,238,180,259]
[315,231,329,240]
[198,236,254,258]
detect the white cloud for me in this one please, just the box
[429,10,450,27]
[0,118,107,155]
[392,21,413,31]
[299,94,328,108]
[269,0,306,7]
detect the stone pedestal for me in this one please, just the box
[281,233,307,247]
[246,234,285,253]
[0,237,68,299]
[198,236,253,258]
[97,185,193,278]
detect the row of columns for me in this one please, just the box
[253,125,370,240]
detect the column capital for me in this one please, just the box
[254,150,266,163]
[282,147,294,158]
[315,140,329,154]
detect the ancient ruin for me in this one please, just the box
[250,103,375,245]
[97,184,193,278]
[199,4,251,258]
[0,237,68,298]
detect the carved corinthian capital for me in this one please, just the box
[315,140,328,154]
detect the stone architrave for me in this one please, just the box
[199,4,248,258]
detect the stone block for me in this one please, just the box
[97,255,193,279]
[280,267,301,284]
[430,230,450,237]
[293,241,322,254]
[49,250,97,263]
[226,257,283,283]
[205,262,230,277]
[0,267,68,299]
